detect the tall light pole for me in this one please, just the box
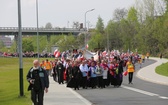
[84,8,95,49]
[17,0,24,96]
[36,0,39,61]
[84,9,95,31]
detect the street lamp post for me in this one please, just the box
[84,9,95,48]
[84,9,95,31]
[36,0,39,61]
[17,0,24,96]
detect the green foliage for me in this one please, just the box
[56,35,81,51]
[88,32,106,50]
[0,47,11,53]
[30,36,48,52]
[102,2,168,56]
[22,38,34,52]
[105,20,123,50]
[10,41,17,52]
[76,33,85,47]
[96,16,104,34]
[0,40,5,48]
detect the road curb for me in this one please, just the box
[136,57,168,86]
[136,72,168,86]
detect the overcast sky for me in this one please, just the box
[0,0,135,28]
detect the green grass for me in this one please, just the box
[155,62,168,77]
[0,57,53,105]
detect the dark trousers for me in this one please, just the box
[97,76,103,88]
[110,75,117,86]
[82,76,87,88]
[74,78,80,90]
[31,89,44,105]
[128,72,133,83]
[103,79,108,88]
[58,74,64,84]
[90,77,97,88]
[116,74,123,86]
[53,74,57,82]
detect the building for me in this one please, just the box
[0,36,12,48]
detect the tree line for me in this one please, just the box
[1,0,168,58]
[88,0,168,57]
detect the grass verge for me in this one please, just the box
[155,62,168,77]
[0,57,53,105]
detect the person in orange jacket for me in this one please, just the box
[146,52,150,60]
[40,60,45,68]
[44,59,52,76]
[126,57,135,84]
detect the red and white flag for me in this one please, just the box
[85,44,89,49]
[102,51,107,57]
[54,49,61,58]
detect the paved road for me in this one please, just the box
[76,59,168,105]
[44,58,168,105]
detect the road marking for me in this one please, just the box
[122,85,158,96]
[122,85,168,99]
[159,96,168,99]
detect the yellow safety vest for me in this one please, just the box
[127,62,134,72]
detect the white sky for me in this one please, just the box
[0,0,135,28]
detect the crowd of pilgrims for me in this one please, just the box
[40,50,143,90]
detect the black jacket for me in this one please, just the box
[27,67,49,91]
[72,66,82,79]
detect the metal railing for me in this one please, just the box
[0,27,85,31]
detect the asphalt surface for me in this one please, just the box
[76,59,168,105]
[44,58,168,105]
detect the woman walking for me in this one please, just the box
[126,57,135,84]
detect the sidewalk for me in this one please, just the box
[137,57,168,86]
[44,77,92,105]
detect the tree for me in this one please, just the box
[88,32,106,50]
[113,8,128,21]
[76,33,85,48]
[105,20,123,50]
[22,38,34,52]
[96,16,104,34]
[72,21,80,29]
[0,40,4,48]
[57,35,79,51]
[165,0,168,12]
[127,7,140,50]
[45,22,52,29]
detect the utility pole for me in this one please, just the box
[18,0,24,96]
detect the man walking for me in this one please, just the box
[79,60,89,89]
[44,59,52,76]
[27,60,49,105]
[55,60,65,84]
